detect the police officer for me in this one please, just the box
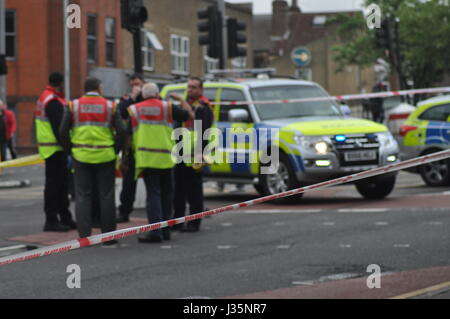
[35,72,76,232]
[173,77,214,232]
[116,73,145,223]
[60,77,125,244]
[126,82,193,243]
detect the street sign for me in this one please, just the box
[291,46,312,67]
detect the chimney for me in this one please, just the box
[288,0,301,31]
[271,0,289,38]
[290,0,301,13]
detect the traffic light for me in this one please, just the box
[121,0,148,31]
[227,18,247,58]
[0,55,8,76]
[197,6,223,60]
[375,19,390,50]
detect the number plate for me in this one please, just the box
[344,150,377,162]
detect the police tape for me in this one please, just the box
[215,86,450,106]
[0,155,44,169]
[1,149,450,266]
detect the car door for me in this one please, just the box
[419,103,450,147]
[209,87,257,176]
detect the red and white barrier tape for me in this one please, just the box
[1,149,450,266]
[215,86,450,106]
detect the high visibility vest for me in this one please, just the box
[35,86,66,159]
[69,93,116,164]
[129,99,174,174]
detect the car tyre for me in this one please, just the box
[257,152,303,204]
[355,174,396,199]
[418,152,450,187]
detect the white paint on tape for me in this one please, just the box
[239,209,322,214]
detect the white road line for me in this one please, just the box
[221,222,233,227]
[217,245,234,249]
[427,221,443,225]
[339,244,352,248]
[292,281,314,286]
[375,221,389,226]
[322,222,335,226]
[276,245,291,249]
[238,209,322,214]
[393,244,410,248]
[338,208,388,213]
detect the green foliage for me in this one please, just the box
[328,0,450,88]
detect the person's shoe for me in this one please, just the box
[181,221,200,233]
[43,222,71,232]
[102,240,119,247]
[162,228,171,241]
[138,233,163,243]
[116,214,130,223]
[171,223,184,231]
[60,219,77,230]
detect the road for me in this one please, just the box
[0,162,449,300]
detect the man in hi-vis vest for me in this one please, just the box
[60,78,125,245]
[126,82,193,243]
[35,72,76,232]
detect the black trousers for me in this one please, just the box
[174,163,204,227]
[73,159,116,238]
[118,152,137,216]
[44,151,73,224]
[6,139,17,159]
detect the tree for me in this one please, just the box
[328,0,450,102]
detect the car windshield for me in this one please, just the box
[250,85,341,120]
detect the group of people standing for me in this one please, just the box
[35,72,213,245]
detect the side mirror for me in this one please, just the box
[228,109,249,122]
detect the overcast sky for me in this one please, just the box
[225,0,365,14]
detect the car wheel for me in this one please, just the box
[418,155,450,187]
[355,174,396,199]
[258,152,303,204]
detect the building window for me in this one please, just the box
[5,10,16,59]
[170,35,189,75]
[141,30,154,71]
[204,47,219,74]
[87,14,97,64]
[105,17,116,66]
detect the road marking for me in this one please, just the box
[339,244,352,248]
[427,221,443,225]
[393,244,410,248]
[161,245,173,249]
[217,245,234,249]
[238,209,322,214]
[375,221,389,226]
[322,222,335,226]
[221,222,233,227]
[276,245,291,249]
[0,245,27,252]
[338,208,388,213]
[274,222,285,226]
[390,281,450,299]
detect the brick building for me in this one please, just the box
[5,0,123,151]
[5,0,253,151]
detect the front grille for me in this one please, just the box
[332,134,380,167]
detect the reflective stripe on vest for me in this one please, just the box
[70,96,116,164]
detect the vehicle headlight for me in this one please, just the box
[377,132,398,148]
[294,135,331,155]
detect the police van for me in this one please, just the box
[399,95,450,186]
[161,78,400,203]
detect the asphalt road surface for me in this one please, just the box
[0,163,449,300]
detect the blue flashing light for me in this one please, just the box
[335,135,346,142]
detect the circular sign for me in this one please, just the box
[291,47,312,67]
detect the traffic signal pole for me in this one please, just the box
[217,0,227,69]
[133,29,143,74]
